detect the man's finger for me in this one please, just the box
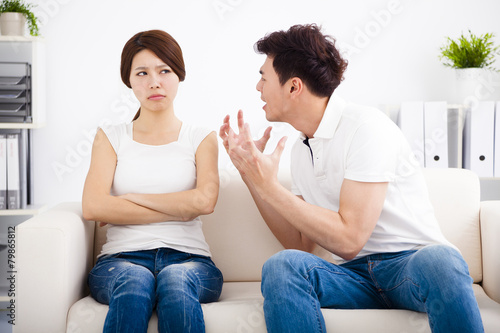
[237,110,245,132]
[242,123,256,146]
[272,136,288,161]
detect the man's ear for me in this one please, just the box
[289,77,303,95]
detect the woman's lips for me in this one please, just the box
[148,94,165,101]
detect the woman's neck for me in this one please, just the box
[132,107,182,145]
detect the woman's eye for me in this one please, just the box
[137,71,147,76]
[161,69,171,74]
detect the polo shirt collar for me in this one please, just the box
[312,94,346,139]
[299,94,346,140]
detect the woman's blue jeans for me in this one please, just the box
[88,248,223,333]
[261,245,484,333]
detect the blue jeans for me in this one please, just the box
[88,248,223,333]
[261,245,484,333]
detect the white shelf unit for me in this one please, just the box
[0,36,46,126]
[0,37,46,302]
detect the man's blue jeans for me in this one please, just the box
[261,245,484,333]
[88,248,223,333]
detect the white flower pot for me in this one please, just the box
[0,12,26,36]
[455,68,486,107]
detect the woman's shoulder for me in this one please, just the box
[98,122,130,151]
[180,123,215,150]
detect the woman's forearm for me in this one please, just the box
[82,193,187,225]
[121,184,218,221]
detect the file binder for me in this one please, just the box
[463,101,495,177]
[424,101,449,168]
[6,132,20,209]
[0,129,30,209]
[447,105,466,169]
[0,133,6,210]
[397,101,425,167]
[493,102,500,177]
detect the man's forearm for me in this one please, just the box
[241,173,315,252]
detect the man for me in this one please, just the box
[219,24,483,333]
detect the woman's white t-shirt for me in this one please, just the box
[99,122,213,258]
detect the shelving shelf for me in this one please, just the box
[0,36,42,42]
[0,122,45,129]
[0,205,47,216]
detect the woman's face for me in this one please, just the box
[129,48,180,113]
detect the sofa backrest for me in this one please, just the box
[421,168,482,282]
[201,170,287,282]
[93,167,482,283]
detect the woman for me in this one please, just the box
[82,30,222,333]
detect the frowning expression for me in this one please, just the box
[129,48,180,113]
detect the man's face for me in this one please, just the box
[256,56,287,122]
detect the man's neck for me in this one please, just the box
[289,96,329,138]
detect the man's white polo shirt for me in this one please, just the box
[290,94,455,263]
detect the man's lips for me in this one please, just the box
[148,94,165,101]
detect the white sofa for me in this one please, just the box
[15,168,500,332]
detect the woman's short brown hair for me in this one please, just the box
[255,24,348,98]
[120,29,186,88]
[121,30,185,120]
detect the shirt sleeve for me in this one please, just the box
[191,125,215,154]
[98,123,125,154]
[344,119,400,183]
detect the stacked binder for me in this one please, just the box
[397,101,451,168]
[0,129,32,209]
[463,101,496,177]
[398,100,500,178]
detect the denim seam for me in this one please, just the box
[304,267,326,333]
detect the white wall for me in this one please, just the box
[28,0,500,207]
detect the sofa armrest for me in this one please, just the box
[480,200,500,304]
[15,202,95,333]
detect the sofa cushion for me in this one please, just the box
[67,282,500,332]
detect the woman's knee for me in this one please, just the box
[113,265,156,297]
[90,261,155,304]
[157,261,222,303]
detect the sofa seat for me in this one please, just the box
[67,281,500,333]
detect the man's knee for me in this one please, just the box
[263,250,304,276]
[413,245,471,282]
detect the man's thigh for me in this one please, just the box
[265,250,386,309]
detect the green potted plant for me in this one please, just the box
[0,0,39,36]
[439,30,499,104]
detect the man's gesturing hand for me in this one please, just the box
[219,110,272,153]
[220,110,287,195]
